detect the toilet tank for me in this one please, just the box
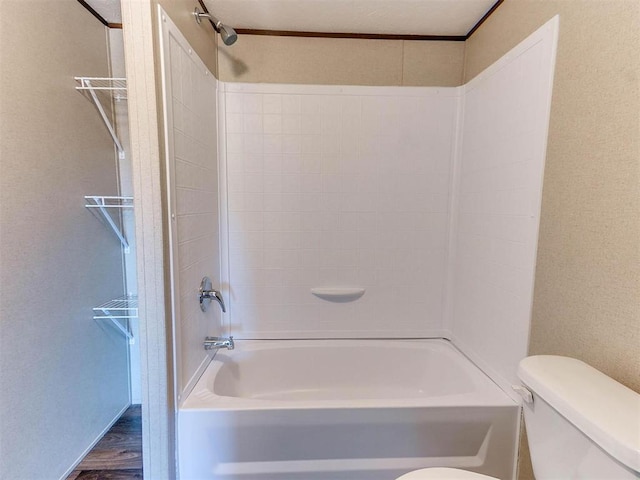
[518,356,640,479]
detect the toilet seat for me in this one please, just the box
[396,467,498,480]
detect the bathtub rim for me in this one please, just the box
[181,338,517,411]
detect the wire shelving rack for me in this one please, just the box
[74,77,127,157]
[84,195,134,252]
[93,295,138,344]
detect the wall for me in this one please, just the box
[216,5,639,380]
[219,36,464,86]
[0,1,129,479]
[451,19,558,395]
[159,12,223,401]
[222,84,458,338]
[464,2,640,478]
[467,1,640,390]
[465,0,640,391]
[151,0,220,402]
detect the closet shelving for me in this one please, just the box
[93,296,138,344]
[84,195,135,340]
[77,76,136,341]
[84,195,134,252]
[74,77,127,158]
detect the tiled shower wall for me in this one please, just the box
[222,85,459,338]
[162,22,222,397]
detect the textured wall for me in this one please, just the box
[218,36,464,86]
[465,0,640,395]
[0,1,129,478]
[464,2,640,478]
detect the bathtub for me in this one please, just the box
[178,339,519,480]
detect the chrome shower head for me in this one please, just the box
[194,8,238,46]
[219,24,238,46]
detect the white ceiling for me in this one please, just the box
[202,0,497,36]
[85,0,497,37]
[85,0,122,24]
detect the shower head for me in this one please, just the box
[193,8,238,46]
[218,24,238,46]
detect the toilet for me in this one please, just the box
[397,356,640,479]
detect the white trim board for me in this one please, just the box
[120,2,173,478]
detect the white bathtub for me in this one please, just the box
[179,339,519,480]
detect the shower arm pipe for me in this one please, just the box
[193,7,237,45]
[195,11,223,32]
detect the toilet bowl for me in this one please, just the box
[396,467,495,479]
[396,356,640,480]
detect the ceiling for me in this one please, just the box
[83,0,499,37]
[202,0,497,37]
[83,0,122,24]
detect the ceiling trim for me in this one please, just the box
[79,0,503,37]
[77,0,108,27]
[77,0,123,28]
[466,0,503,38]
[234,29,466,42]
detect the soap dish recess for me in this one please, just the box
[310,287,365,302]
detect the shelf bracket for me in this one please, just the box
[93,296,138,344]
[75,77,126,157]
[104,316,135,344]
[84,196,133,253]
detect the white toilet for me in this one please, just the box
[397,355,640,479]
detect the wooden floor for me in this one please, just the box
[67,405,143,480]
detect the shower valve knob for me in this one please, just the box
[199,276,226,313]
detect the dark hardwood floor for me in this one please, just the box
[67,405,142,480]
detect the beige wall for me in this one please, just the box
[218,35,464,86]
[466,0,640,396]
[464,1,640,478]
[0,1,129,478]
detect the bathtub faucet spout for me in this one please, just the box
[204,336,234,351]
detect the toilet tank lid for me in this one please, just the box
[518,356,640,473]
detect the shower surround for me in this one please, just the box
[222,83,457,339]
[158,10,559,480]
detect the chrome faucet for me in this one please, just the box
[199,277,226,313]
[204,336,234,351]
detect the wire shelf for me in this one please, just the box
[85,196,134,252]
[84,195,134,208]
[93,295,139,319]
[74,77,127,155]
[75,77,127,100]
[93,295,138,344]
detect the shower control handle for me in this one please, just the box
[199,277,226,313]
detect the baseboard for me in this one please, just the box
[58,402,131,480]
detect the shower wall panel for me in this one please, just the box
[160,15,222,400]
[220,84,459,338]
[450,19,558,393]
